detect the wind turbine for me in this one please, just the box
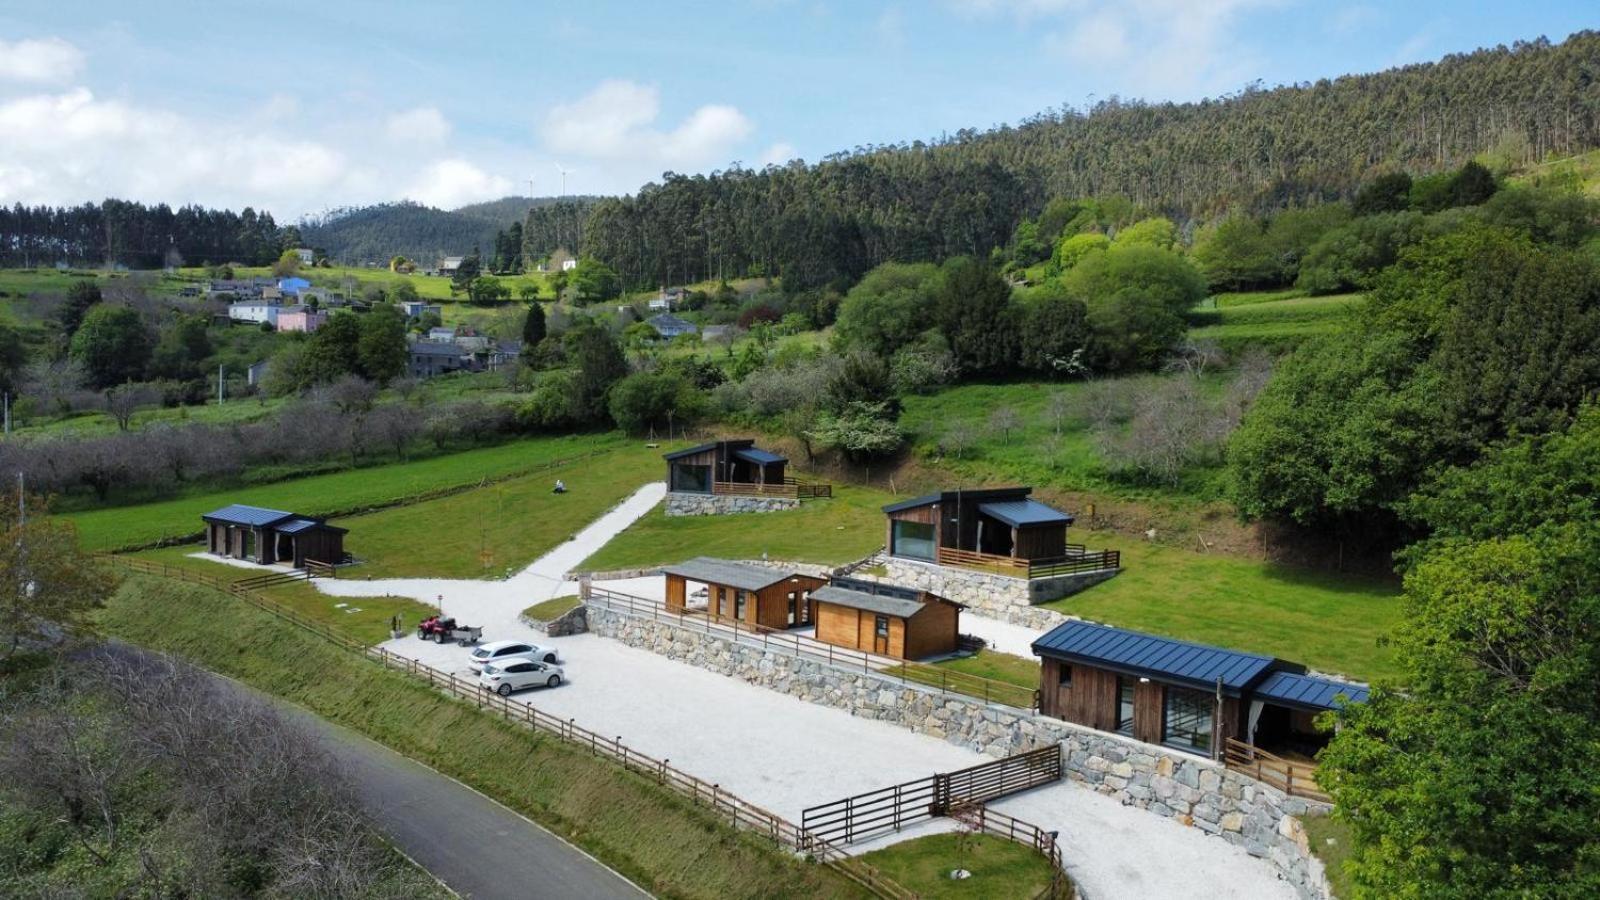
[555,164,575,197]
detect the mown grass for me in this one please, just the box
[1044,531,1402,682]
[932,650,1041,690]
[61,432,627,551]
[1302,814,1357,898]
[99,576,865,899]
[343,442,662,578]
[900,375,1234,504]
[580,483,891,571]
[1188,292,1363,353]
[524,595,581,620]
[857,832,1057,899]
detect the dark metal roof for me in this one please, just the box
[733,447,787,465]
[881,492,943,514]
[881,487,1034,515]
[661,557,797,592]
[201,504,295,527]
[1032,620,1281,695]
[811,585,924,618]
[979,499,1073,528]
[411,341,467,357]
[1254,671,1369,710]
[275,517,346,535]
[663,441,721,461]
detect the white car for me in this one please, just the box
[468,640,558,673]
[479,659,564,695]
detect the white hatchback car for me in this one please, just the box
[468,639,558,673]
[479,659,565,695]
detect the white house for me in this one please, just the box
[561,258,578,271]
[228,301,282,327]
[293,247,315,265]
[427,326,457,343]
[438,256,464,276]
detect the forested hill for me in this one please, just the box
[303,197,596,265]
[537,32,1600,291]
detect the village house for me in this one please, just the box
[1031,619,1368,771]
[427,326,458,343]
[293,247,315,265]
[246,360,270,387]
[400,300,443,319]
[662,558,827,630]
[227,299,282,327]
[437,256,464,277]
[201,504,346,569]
[277,276,312,296]
[276,308,327,333]
[648,313,698,339]
[811,576,963,660]
[408,340,473,378]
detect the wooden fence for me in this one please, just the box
[106,556,914,898]
[934,545,1120,580]
[712,476,833,499]
[949,803,1074,900]
[800,745,1062,847]
[1224,738,1330,803]
[587,585,1040,711]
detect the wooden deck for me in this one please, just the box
[712,477,833,499]
[1223,738,1330,802]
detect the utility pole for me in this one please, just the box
[217,364,225,405]
[3,392,9,436]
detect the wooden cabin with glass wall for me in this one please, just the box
[664,440,831,499]
[883,487,1117,577]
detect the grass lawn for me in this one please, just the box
[932,650,1041,690]
[1189,292,1363,353]
[1302,814,1356,898]
[61,432,626,552]
[122,544,438,646]
[1046,532,1402,682]
[524,595,581,620]
[857,832,1058,899]
[580,483,893,571]
[344,442,662,578]
[98,575,865,900]
[900,375,1234,504]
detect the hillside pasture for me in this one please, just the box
[1188,292,1363,353]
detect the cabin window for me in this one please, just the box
[875,616,889,637]
[734,590,748,620]
[1058,664,1073,687]
[1116,678,1136,736]
[670,463,712,493]
[892,520,937,561]
[1163,687,1214,754]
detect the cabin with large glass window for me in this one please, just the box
[663,439,831,501]
[1031,620,1368,767]
[882,487,1118,578]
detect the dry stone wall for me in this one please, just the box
[878,557,1118,629]
[665,492,800,516]
[519,604,588,636]
[588,604,1332,899]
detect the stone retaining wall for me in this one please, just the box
[878,557,1118,629]
[520,603,588,637]
[588,604,1332,899]
[665,492,801,516]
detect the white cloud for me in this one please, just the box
[386,106,451,144]
[758,142,799,167]
[947,0,1077,20]
[403,158,512,209]
[0,36,85,83]
[542,79,753,169]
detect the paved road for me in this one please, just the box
[294,712,650,900]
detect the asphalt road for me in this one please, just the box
[296,713,649,900]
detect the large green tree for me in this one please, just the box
[1320,526,1600,897]
[68,305,152,388]
[833,262,942,356]
[357,305,408,383]
[934,258,1018,376]
[302,312,362,384]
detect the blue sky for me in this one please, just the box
[0,1,1591,219]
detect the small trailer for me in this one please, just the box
[417,615,483,646]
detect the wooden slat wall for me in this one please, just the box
[904,599,959,660]
[1133,681,1165,745]
[1014,523,1066,560]
[1040,659,1120,732]
[665,574,687,611]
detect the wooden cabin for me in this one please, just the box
[201,504,347,569]
[664,440,787,494]
[1031,620,1368,760]
[883,488,1073,566]
[810,576,963,660]
[662,557,826,630]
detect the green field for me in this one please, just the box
[579,483,890,571]
[1189,292,1363,352]
[1303,815,1357,899]
[932,649,1042,690]
[900,375,1234,504]
[61,432,627,551]
[99,575,864,899]
[1045,532,1402,682]
[857,832,1058,899]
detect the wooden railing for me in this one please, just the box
[588,586,1040,711]
[304,559,336,578]
[1224,738,1330,803]
[934,546,1120,580]
[949,803,1074,900]
[711,476,833,499]
[109,556,914,899]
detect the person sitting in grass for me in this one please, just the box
[553,479,567,494]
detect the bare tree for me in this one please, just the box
[1167,337,1226,380]
[1045,390,1073,437]
[988,405,1022,441]
[103,382,159,431]
[942,422,978,461]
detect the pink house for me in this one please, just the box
[277,308,328,333]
